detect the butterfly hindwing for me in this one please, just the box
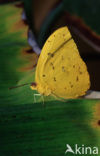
[41,38,90,98]
[32,27,90,99]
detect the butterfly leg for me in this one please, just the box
[34,94,45,105]
[34,93,41,103]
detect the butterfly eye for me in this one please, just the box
[31,82,37,87]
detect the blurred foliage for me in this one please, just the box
[63,0,100,34]
[23,0,100,47]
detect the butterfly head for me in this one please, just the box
[30,82,37,90]
[30,82,51,96]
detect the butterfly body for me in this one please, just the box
[31,27,90,99]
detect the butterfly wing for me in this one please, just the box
[33,27,90,98]
[35,27,71,94]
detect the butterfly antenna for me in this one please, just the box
[9,82,36,90]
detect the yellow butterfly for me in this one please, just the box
[30,27,90,99]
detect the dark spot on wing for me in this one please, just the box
[43,75,46,77]
[69,82,73,88]
[48,53,54,57]
[52,66,55,70]
[50,62,53,65]
[63,34,65,37]
[54,35,55,37]
[54,77,56,81]
[50,62,55,70]
[73,65,75,68]
[71,85,73,88]
[51,53,54,57]
[76,76,79,81]
[79,71,82,74]
[48,53,51,55]
[64,87,67,90]
[62,66,65,72]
